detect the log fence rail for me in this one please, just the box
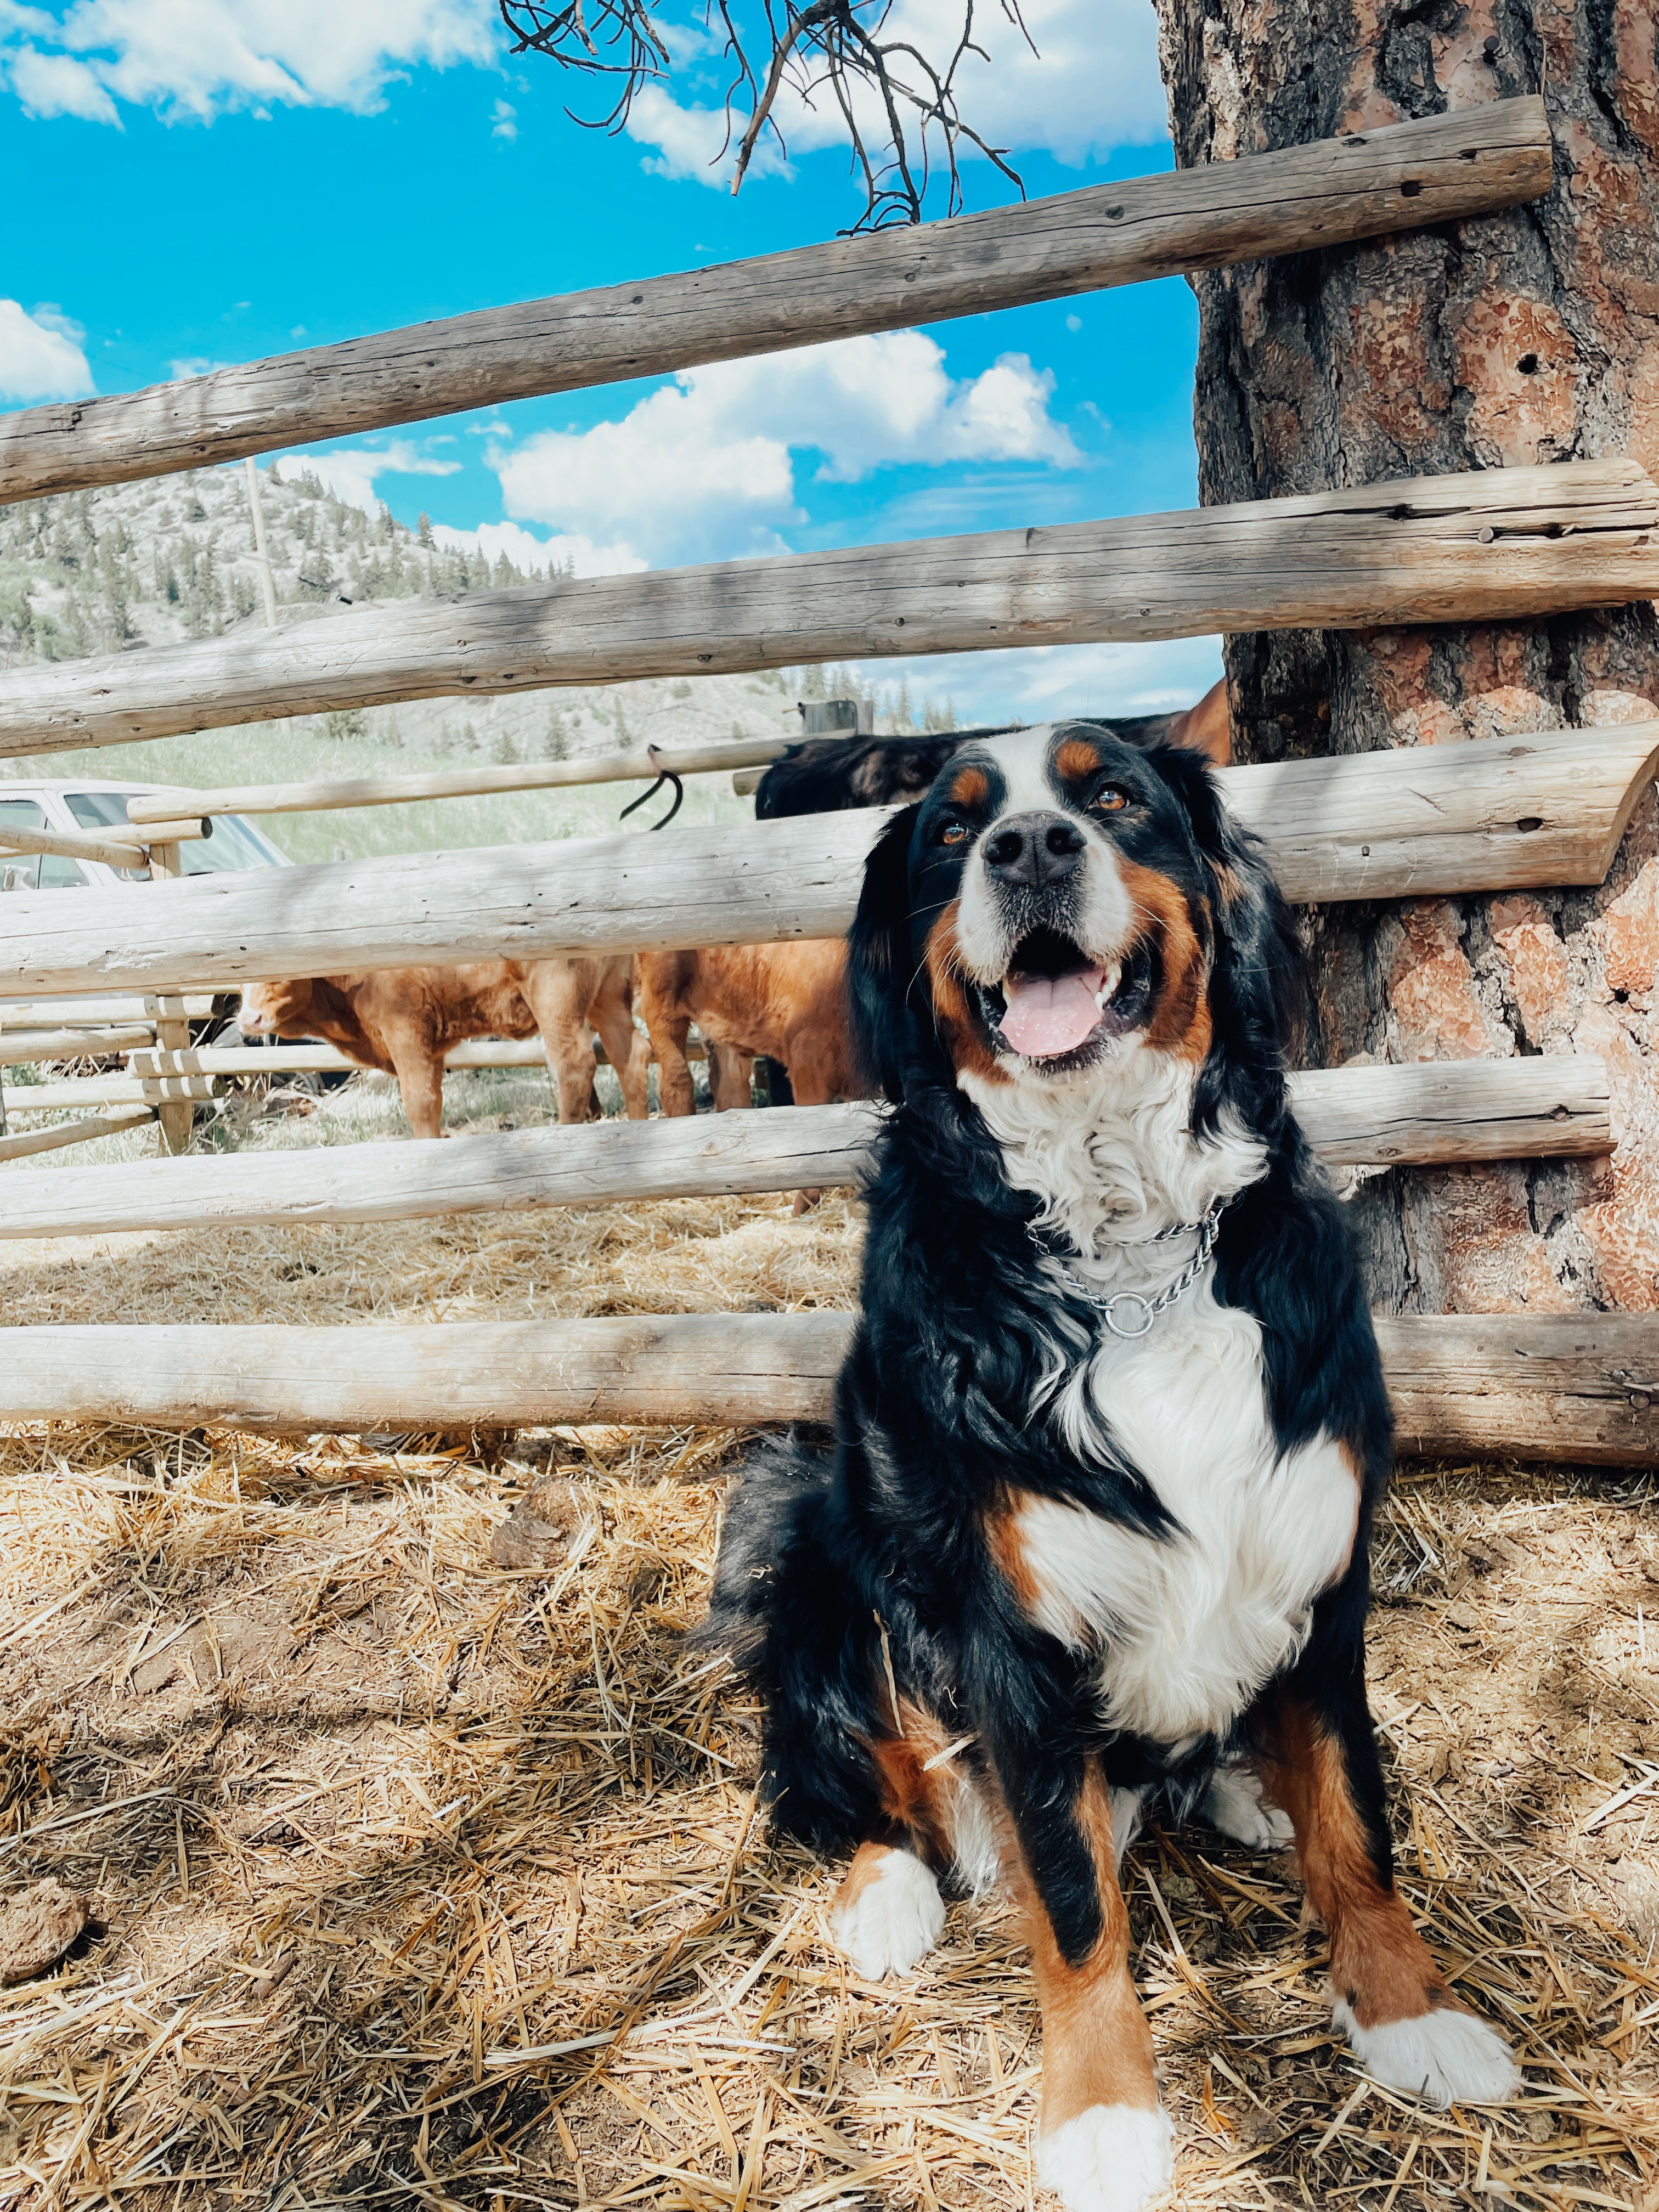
[2,461,1654,761]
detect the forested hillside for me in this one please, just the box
[0,461,957,772]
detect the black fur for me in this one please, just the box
[707,718,1397,1951]
[753,709,1198,821]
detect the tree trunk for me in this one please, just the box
[1153,0,1659,1317]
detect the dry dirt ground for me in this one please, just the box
[0,1098,1656,2210]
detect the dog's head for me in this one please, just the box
[848,717,1301,1136]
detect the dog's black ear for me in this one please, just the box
[1157,746,1305,1139]
[847,804,922,1104]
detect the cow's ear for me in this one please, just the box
[1163,676,1231,767]
[847,804,921,1104]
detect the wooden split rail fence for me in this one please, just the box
[1,91,1656,1461]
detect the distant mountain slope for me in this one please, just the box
[0,462,957,775]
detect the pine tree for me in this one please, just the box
[417,511,435,549]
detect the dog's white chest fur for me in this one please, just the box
[1016,1292,1356,1741]
[962,1053,1358,1745]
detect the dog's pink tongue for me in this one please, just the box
[999,969,1107,1058]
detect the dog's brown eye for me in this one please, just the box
[941,820,969,844]
[1093,785,1131,813]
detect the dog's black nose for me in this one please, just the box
[981,811,1088,890]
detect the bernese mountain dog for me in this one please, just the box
[704,716,1519,2211]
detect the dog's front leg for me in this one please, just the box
[992,1740,1173,2212]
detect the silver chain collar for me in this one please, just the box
[1026,1197,1230,1340]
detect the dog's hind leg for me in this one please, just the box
[1254,1652,1519,2108]
[1200,1757,1294,1852]
[829,1838,946,1980]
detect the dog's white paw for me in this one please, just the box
[1334,2000,1520,2107]
[1201,1761,1295,1852]
[1036,2103,1175,2212]
[829,1848,945,1979]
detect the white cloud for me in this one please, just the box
[275,438,460,514]
[492,331,1078,570]
[625,79,785,187]
[849,636,1226,728]
[490,95,515,139]
[7,41,116,117]
[2,0,496,125]
[431,519,647,580]
[0,297,94,400]
[629,0,1167,190]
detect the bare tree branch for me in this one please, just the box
[498,0,1032,230]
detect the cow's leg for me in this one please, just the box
[590,983,650,1121]
[383,1032,447,1141]
[520,964,602,1125]
[635,960,695,1117]
[706,1041,755,1111]
[781,1027,840,1209]
[1252,1636,1519,2108]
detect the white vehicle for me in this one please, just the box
[0,778,290,891]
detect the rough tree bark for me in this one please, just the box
[1153,0,1659,1318]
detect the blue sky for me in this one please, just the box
[0,0,1222,720]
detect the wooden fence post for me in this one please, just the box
[144,839,194,1155]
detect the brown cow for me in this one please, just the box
[239,956,648,1139]
[634,941,863,1118]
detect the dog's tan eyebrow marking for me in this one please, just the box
[947,764,990,808]
[1054,737,1103,783]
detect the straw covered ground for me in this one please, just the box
[0,1082,1656,2209]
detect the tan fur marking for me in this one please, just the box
[1054,737,1103,785]
[923,905,1011,1085]
[1257,1697,1456,2030]
[985,1501,1040,1609]
[1003,1768,1160,2130]
[947,764,990,808]
[867,1701,960,1868]
[1116,862,1213,1065]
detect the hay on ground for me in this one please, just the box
[0,1091,1654,2207]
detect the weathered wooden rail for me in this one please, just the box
[0,1108,154,1163]
[1,462,1652,759]
[0,726,1650,996]
[123,734,792,825]
[1,1308,1651,1463]
[0,1061,1613,1241]
[0,103,1551,506]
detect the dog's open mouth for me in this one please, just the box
[977,926,1154,1062]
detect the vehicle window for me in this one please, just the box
[61,792,150,881]
[65,792,138,830]
[0,799,45,890]
[179,814,285,875]
[38,854,88,888]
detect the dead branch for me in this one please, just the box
[498,0,1031,229]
